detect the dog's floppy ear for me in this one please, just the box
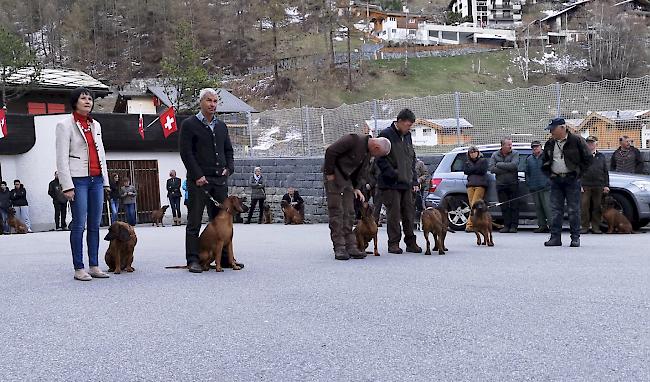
[104,229,115,241]
[118,225,131,242]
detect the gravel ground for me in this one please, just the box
[1,224,648,381]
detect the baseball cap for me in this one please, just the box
[546,118,566,130]
[586,135,598,142]
[530,140,541,148]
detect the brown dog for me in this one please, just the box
[262,204,273,224]
[151,205,169,227]
[470,199,494,246]
[7,208,28,234]
[353,202,380,256]
[199,195,248,272]
[422,206,449,255]
[602,196,633,234]
[281,200,304,225]
[104,221,137,273]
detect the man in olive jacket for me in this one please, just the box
[323,134,391,260]
[542,118,592,247]
[376,109,422,254]
[179,88,239,273]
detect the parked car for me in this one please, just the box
[425,143,650,231]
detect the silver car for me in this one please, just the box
[425,143,650,231]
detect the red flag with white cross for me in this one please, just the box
[138,113,144,139]
[0,108,7,139]
[160,107,177,138]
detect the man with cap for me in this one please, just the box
[580,135,609,234]
[524,141,551,233]
[541,118,592,247]
[323,134,391,260]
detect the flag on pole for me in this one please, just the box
[159,107,177,138]
[0,108,7,139]
[138,113,144,139]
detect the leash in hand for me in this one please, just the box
[487,187,550,209]
[199,185,222,208]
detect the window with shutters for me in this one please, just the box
[27,102,47,115]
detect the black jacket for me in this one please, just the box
[582,151,609,187]
[611,146,645,174]
[166,177,182,198]
[0,188,10,211]
[376,123,417,190]
[179,116,234,183]
[463,156,489,188]
[10,187,28,206]
[48,178,68,204]
[109,179,121,200]
[282,192,304,209]
[542,132,592,177]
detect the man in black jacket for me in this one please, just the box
[0,181,11,234]
[611,135,645,174]
[10,179,32,233]
[48,171,69,230]
[166,170,182,226]
[281,187,305,219]
[179,88,242,273]
[541,118,592,247]
[580,136,609,234]
[376,109,422,254]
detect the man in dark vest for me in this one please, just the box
[48,171,69,230]
[323,134,391,260]
[179,88,243,273]
[542,118,592,247]
[376,108,422,254]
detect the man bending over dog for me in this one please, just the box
[323,134,391,260]
[179,88,243,273]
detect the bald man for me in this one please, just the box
[323,134,391,260]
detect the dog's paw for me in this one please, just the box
[126,267,135,272]
[424,251,431,256]
[232,265,242,271]
[488,243,494,247]
[438,251,446,255]
[215,267,224,272]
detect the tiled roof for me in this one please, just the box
[6,67,109,91]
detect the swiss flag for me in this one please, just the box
[0,108,7,139]
[138,113,144,139]
[159,107,177,138]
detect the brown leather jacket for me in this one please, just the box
[323,134,370,189]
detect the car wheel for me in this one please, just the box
[609,192,639,230]
[444,195,471,231]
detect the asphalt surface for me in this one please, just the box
[1,224,648,381]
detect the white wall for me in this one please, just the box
[127,98,157,115]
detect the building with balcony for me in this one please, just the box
[448,0,524,27]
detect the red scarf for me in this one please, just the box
[73,112,101,177]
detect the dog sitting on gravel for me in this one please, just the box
[281,200,303,225]
[422,206,450,255]
[602,196,633,234]
[470,199,494,246]
[104,221,137,273]
[7,208,28,234]
[199,195,248,272]
[353,202,379,256]
[151,205,169,227]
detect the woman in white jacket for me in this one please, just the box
[56,87,111,281]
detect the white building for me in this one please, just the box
[364,118,474,146]
[448,0,524,27]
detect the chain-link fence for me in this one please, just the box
[231,76,650,157]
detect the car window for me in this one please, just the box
[451,153,467,172]
[453,149,533,173]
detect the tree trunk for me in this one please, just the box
[273,20,279,82]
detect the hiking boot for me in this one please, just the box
[591,229,602,234]
[74,269,92,281]
[570,238,580,247]
[188,262,203,273]
[346,246,367,259]
[533,226,549,233]
[544,237,562,247]
[88,266,109,278]
[580,228,589,234]
[388,246,403,254]
[509,228,518,233]
[405,244,423,253]
[334,247,350,261]
[499,227,510,233]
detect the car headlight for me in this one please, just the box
[631,181,650,192]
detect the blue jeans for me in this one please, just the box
[110,198,120,223]
[169,196,181,218]
[70,176,104,270]
[550,175,581,240]
[124,203,136,226]
[1,209,9,233]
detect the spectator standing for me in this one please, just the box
[108,173,120,223]
[463,146,489,232]
[376,108,422,254]
[611,135,645,174]
[581,136,609,234]
[245,167,266,224]
[489,138,520,233]
[48,171,69,230]
[0,181,10,234]
[166,170,182,226]
[541,118,592,247]
[10,179,32,233]
[120,177,137,226]
[524,141,552,233]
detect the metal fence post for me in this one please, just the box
[373,99,378,136]
[305,107,312,156]
[247,111,253,157]
[454,92,461,145]
[555,82,562,117]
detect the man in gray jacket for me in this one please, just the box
[489,138,520,233]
